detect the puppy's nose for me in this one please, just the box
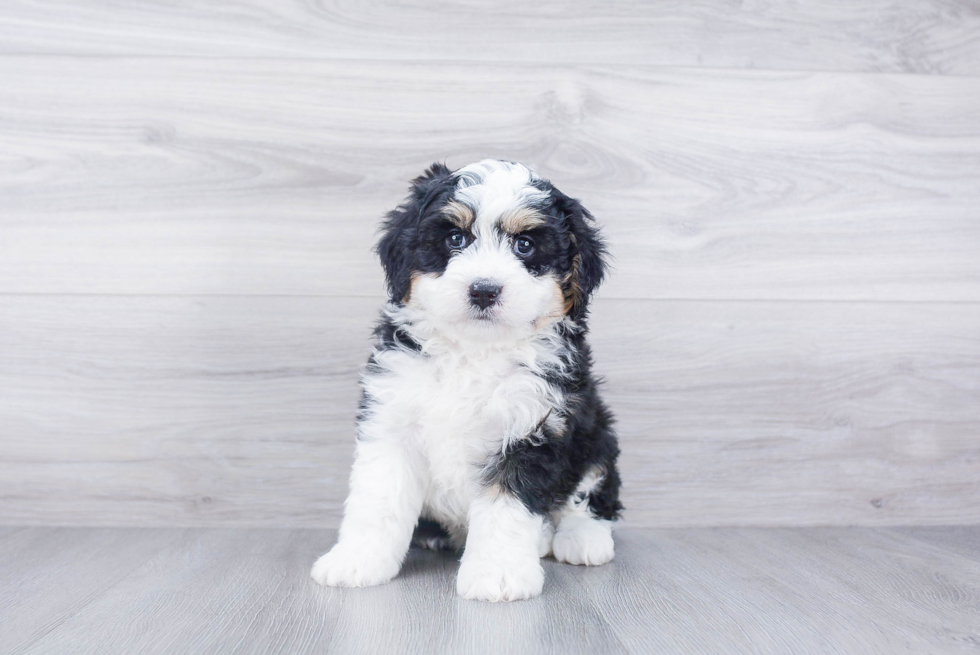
[469,280,502,309]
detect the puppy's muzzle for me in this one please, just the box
[469,280,501,310]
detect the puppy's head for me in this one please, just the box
[377,160,606,339]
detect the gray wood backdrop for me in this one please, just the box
[1,1,978,528]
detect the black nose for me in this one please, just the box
[469,280,502,310]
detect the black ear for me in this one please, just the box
[376,163,453,303]
[554,190,608,320]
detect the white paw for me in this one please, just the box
[552,516,615,566]
[310,541,402,588]
[456,555,544,602]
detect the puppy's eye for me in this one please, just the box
[513,236,534,257]
[446,231,469,250]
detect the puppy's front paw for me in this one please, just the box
[310,542,401,588]
[456,555,544,602]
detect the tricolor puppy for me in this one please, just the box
[311,159,622,602]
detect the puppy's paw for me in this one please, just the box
[456,555,544,602]
[553,516,614,566]
[310,542,401,588]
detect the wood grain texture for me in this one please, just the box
[0,296,369,527]
[568,528,980,653]
[0,527,186,653]
[1,2,978,533]
[6,527,980,654]
[592,299,980,527]
[5,528,346,654]
[2,296,977,528]
[614,528,980,653]
[1,1,979,74]
[893,526,980,563]
[2,59,979,300]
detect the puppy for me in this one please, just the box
[311,159,622,602]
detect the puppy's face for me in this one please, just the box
[378,160,606,340]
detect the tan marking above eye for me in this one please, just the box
[441,201,475,230]
[499,208,546,234]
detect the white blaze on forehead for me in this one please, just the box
[454,160,548,237]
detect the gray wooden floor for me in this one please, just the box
[4,526,979,654]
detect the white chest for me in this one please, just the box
[363,345,561,527]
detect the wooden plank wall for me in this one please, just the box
[1,1,978,527]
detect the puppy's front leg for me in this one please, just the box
[456,491,545,602]
[311,438,423,588]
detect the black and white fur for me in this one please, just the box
[311,160,622,602]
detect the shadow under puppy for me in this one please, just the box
[311,159,622,601]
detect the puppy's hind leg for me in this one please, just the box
[411,518,458,552]
[552,472,616,567]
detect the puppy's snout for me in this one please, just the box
[469,280,502,310]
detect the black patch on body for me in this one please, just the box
[487,327,623,520]
[372,313,421,354]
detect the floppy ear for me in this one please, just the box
[554,190,608,320]
[376,163,453,303]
